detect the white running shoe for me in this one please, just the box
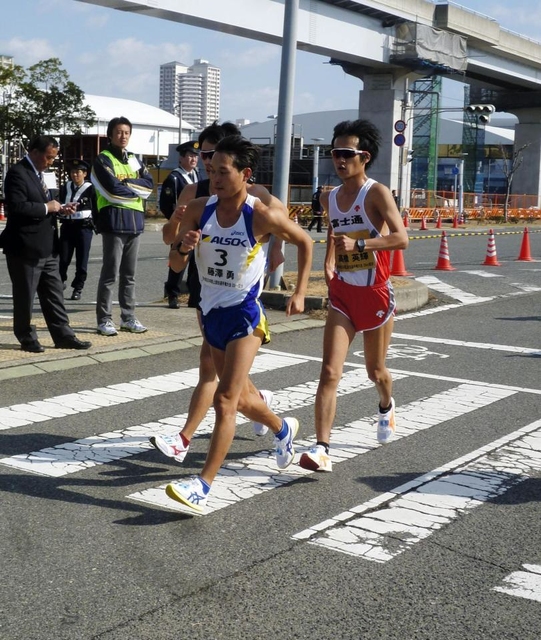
[274,417,299,469]
[299,445,333,472]
[149,433,189,463]
[97,319,117,336]
[253,389,274,436]
[377,397,396,445]
[120,318,147,333]
[166,476,208,514]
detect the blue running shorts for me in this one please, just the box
[202,298,271,351]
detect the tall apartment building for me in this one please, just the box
[0,54,14,69]
[159,59,220,131]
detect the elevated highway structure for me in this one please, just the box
[78,0,541,201]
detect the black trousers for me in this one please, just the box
[5,252,75,345]
[164,265,186,298]
[308,212,323,233]
[59,222,94,291]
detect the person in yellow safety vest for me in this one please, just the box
[91,116,153,337]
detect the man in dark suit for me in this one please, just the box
[0,135,92,353]
[159,140,199,308]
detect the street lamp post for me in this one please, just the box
[175,103,183,145]
[156,129,164,183]
[458,153,467,216]
[311,137,324,192]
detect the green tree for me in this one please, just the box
[499,142,530,222]
[1,57,96,144]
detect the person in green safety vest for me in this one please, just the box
[91,116,153,337]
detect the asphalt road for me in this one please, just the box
[0,223,540,639]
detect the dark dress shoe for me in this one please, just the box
[71,289,82,300]
[168,295,180,309]
[21,341,45,353]
[55,336,92,350]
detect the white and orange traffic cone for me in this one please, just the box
[434,231,456,271]
[0,202,5,221]
[420,216,427,231]
[482,229,501,266]
[435,212,442,229]
[452,214,459,229]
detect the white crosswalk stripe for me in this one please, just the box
[1,346,538,563]
[493,564,541,603]
[293,419,541,562]
[0,366,402,477]
[128,383,514,514]
[0,352,307,432]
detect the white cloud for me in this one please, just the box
[0,37,61,67]
[219,44,279,69]
[74,38,193,104]
[222,85,279,121]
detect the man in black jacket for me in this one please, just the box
[159,140,199,308]
[0,135,92,352]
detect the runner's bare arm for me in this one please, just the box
[320,191,336,285]
[162,182,198,244]
[168,198,206,272]
[254,201,313,316]
[247,185,286,272]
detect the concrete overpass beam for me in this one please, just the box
[511,110,541,205]
[358,73,415,195]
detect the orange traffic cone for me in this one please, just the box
[434,231,456,271]
[516,227,534,262]
[420,216,427,230]
[482,229,501,266]
[0,202,5,220]
[452,214,459,229]
[403,211,409,228]
[390,250,413,276]
[435,212,442,229]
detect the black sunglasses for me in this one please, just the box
[331,148,368,160]
[200,150,216,160]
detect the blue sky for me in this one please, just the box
[1,0,540,124]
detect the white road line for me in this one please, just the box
[397,280,537,321]
[462,271,504,278]
[493,564,541,603]
[415,276,495,304]
[0,367,395,477]
[387,367,541,396]
[293,419,541,563]
[129,383,513,514]
[392,333,541,357]
[0,352,307,431]
[511,283,541,292]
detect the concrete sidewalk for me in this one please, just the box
[0,280,427,381]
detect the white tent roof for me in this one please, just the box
[84,94,193,130]
[80,95,195,156]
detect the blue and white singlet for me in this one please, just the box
[195,193,266,315]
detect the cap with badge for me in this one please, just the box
[68,159,90,172]
[176,141,199,155]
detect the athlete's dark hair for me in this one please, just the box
[28,135,59,152]
[214,135,260,172]
[198,120,241,147]
[331,119,381,169]
[106,116,133,139]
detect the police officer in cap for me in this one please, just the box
[159,140,199,308]
[58,159,97,300]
